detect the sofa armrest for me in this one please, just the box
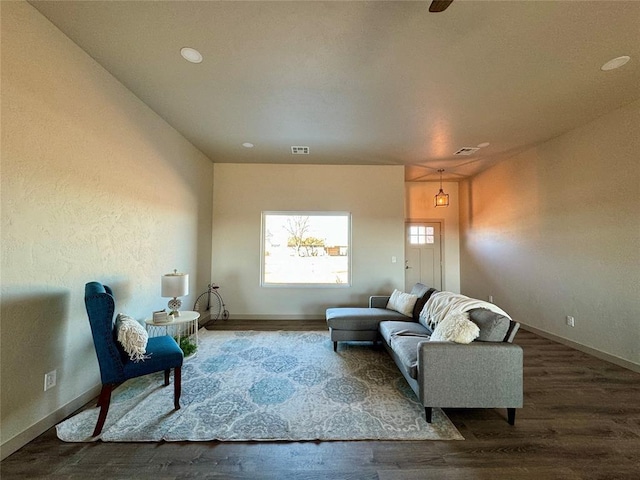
[417,341,523,408]
[369,296,390,308]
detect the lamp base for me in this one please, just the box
[168,297,182,317]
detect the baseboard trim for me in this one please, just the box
[230,314,326,321]
[521,324,640,373]
[0,384,101,461]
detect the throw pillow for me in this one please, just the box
[468,308,511,342]
[116,313,149,362]
[430,312,480,344]
[386,289,418,317]
[411,285,437,322]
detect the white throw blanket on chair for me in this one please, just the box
[420,291,512,330]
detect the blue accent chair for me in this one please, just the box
[84,281,184,436]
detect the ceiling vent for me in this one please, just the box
[454,147,480,156]
[291,146,310,155]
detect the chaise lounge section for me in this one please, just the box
[326,283,435,352]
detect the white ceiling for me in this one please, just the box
[29,0,640,181]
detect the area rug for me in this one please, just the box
[56,330,463,442]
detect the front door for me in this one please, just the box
[405,222,442,290]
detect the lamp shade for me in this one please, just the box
[161,271,189,298]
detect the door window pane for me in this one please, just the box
[408,225,434,245]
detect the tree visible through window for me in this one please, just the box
[262,212,350,286]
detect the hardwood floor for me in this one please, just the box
[2,320,639,479]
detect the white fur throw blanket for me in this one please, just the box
[420,291,512,331]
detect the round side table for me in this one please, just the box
[145,310,200,359]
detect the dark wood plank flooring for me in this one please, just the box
[2,320,639,479]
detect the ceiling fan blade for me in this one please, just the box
[429,0,454,13]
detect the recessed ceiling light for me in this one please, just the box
[601,55,630,71]
[242,142,254,148]
[477,142,490,148]
[180,47,203,64]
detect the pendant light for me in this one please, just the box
[434,169,449,207]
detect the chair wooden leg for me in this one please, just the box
[164,369,170,386]
[93,384,113,437]
[507,408,516,425]
[425,407,432,423]
[174,367,182,410]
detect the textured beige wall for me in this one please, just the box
[405,181,460,293]
[212,164,405,317]
[1,1,213,452]
[460,100,640,367]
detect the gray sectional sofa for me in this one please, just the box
[326,283,523,424]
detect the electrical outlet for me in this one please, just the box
[44,370,57,391]
[566,316,575,327]
[391,256,397,264]
[488,295,494,303]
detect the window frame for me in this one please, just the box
[260,211,352,288]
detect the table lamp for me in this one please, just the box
[161,270,189,317]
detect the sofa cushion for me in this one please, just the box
[387,334,429,379]
[409,284,438,321]
[386,289,418,317]
[326,307,407,331]
[468,308,511,342]
[380,320,432,379]
[430,312,480,344]
[379,320,431,344]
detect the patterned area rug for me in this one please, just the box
[57,330,463,442]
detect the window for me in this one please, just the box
[408,225,434,244]
[262,212,350,286]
